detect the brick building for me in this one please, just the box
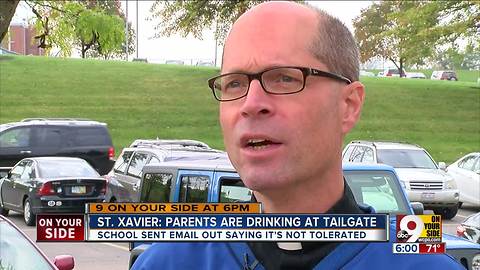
[1,23,45,56]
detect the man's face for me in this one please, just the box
[220,6,347,193]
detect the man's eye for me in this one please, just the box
[225,81,242,89]
[274,75,299,83]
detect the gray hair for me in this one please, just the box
[307,6,360,82]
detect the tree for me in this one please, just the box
[0,0,19,42]
[354,1,479,73]
[23,0,128,58]
[149,0,267,43]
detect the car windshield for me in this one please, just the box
[38,159,100,178]
[344,170,409,215]
[377,149,437,169]
[0,220,54,270]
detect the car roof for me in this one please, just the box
[0,118,107,131]
[348,141,423,150]
[27,156,87,162]
[342,162,396,172]
[142,154,235,173]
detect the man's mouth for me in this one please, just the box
[245,138,281,150]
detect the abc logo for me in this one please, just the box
[396,230,410,240]
[397,215,424,242]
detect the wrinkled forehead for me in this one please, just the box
[222,2,319,72]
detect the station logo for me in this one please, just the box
[396,215,442,243]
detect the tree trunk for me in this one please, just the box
[399,58,405,77]
[0,0,20,42]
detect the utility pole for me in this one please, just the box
[125,1,129,61]
[136,0,139,59]
[214,21,218,67]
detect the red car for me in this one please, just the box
[0,215,75,270]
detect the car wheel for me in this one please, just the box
[24,198,36,226]
[433,206,458,220]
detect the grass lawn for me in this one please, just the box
[1,55,478,163]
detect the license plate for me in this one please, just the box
[71,186,86,194]
[421,192,435,200]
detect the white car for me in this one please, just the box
[406,72,426,79]
[447,152,480,207]
[360,70,375,77]
[342,141,460,219]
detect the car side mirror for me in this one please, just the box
[411,202,424,215]
[53,255,75,270]
[6,172,12,179]
[438,162,446,170]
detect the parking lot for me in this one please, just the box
[4,204,478,270]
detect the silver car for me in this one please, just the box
[342,141,460,219]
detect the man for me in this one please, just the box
[132,2,463,269]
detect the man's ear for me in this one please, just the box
[340,81,365,135]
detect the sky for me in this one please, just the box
[12,1,373,65]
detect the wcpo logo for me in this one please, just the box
[396,215,442,243]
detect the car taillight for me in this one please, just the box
[38,182,56,196]
[108,147,115,160]
[456,225,466,236]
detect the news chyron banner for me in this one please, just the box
[393,215,446,254]
[37,203,389,242]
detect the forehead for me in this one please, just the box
[222,3,321,73]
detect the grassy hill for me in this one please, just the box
[1,55,478,163]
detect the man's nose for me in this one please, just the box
[240,79,274,118]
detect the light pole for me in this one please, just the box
[136,0,139,59]
[125,1,129,61]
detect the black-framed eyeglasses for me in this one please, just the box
[207,66,351,102]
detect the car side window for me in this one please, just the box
[9,161,27,180]
[351,146,366,162]
[127,152,149,178]
[114,151,133,173]
[20,161,34,181]
[73,127,111,146]
[343,146,355,161]
[179,175,209,203]
[362,147,374,162]
[219,178,252,203]
[35,127,62,147]
[472,157,480,172]
[458,155,477,171]
[140,173,173,203]
[148,156,160,164]
[0,128,31,148]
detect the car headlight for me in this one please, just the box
[445,177,457,189]
[473,253,480,270]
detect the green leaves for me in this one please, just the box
[354,1,479,69]
[149,0,265,43]
[27,0,127,58]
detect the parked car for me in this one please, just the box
[104,139,226,203]
[360,70,375,77]
[447,152,480,207]
[128,160,480,269]
[0,214,75,270]
[0,157,106,225]
[196,60,214,67]
[406,72,427,79]
[342,141,460,219]
[457,212,480,244]
[382,68,407,77]
[431,70,458,81]
[0,118,115,176]
[165,60,184,65]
